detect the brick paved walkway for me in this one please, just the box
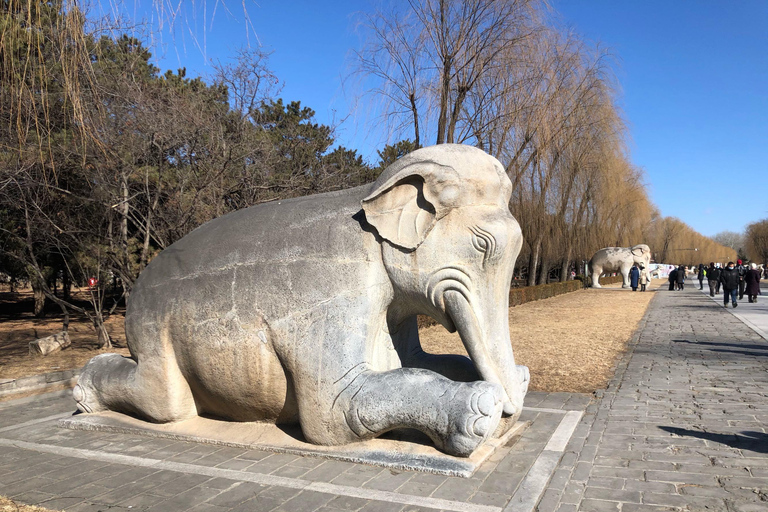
[538,285,768,512]
[2,284,767,512]
[0,387,589,512]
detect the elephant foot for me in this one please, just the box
[517,365,530,392]
[73,354,119,414]
[593,284,602,288]
[621,284,628,288]
[433,381,504,457]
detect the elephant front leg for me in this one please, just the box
[334,368,504,457]
[620,266,631,287]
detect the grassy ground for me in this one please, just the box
[420,280,659,393]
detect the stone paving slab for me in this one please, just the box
[537,285,768,512]
[0,389,590,512]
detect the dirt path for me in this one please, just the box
[420,280,660,393]
[1,281,659,394]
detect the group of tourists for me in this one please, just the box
[667,265,688,291]
[628,264,648,292]
[700,260,762,308]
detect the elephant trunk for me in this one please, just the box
[443,287,528,419]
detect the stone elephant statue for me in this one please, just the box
[589,244,652,288]
[73,144,530,458]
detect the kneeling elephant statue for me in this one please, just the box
[589,244,652,288]
[74,144,530,457]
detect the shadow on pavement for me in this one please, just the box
[672,339,768,351]
[658,426,768,454]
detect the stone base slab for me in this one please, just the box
[59,412,528,478]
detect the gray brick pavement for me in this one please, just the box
[0,386,588,512]
[538,286,768,512]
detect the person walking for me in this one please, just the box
[639,267,648,292]
[676,265,686,290]
[736,259,747,300]
[629,264,640,291]
[719,261,740,308]
[707,262,720,297]
[668,267,678,291]
[697,264,705,290]
[745,263,762,303]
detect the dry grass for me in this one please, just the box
[0,281,658,395]
[0,290,129,381]
[420,280,659,393]
[0,496,58,512]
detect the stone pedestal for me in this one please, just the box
[59,412,528,477]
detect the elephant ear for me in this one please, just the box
[362,162,459,250]
[631,245,646,256]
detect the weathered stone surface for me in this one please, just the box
[72,144,530,458]
[588,245,651,288]
[29,331,71,357]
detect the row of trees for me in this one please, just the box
[745,220,768,266]
[0,1,385,345]
[1,0,739,345]
[646,217,736,267]
[356,0,735,283]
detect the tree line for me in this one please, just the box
[356,0,736,283]
[0,0,737,346]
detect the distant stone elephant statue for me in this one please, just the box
[589,244,652,288]
[73,144,530,458]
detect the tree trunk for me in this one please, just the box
[538,257,549,285]
[94,315,112,349]
[527,238,541,286]
[410,93,420,149]
[31,277,46,317]
[62,271,71,300]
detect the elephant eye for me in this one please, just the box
[470,226,497,267]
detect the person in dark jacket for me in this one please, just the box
[668,268,678,291]
[629,265,640,291]
[745,263,762,303]
[697,264,705,290]
[676,265,686,290]
[707,262,720,297]
[719,261,740,308]
[736,259,747,300]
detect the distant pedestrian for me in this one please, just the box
[745,263,762,303]
[697,264,705,290]
[668,268,678,291]
[639,267,648,292]
[629,265,640,291]
[707,262,720,297]
[736,259,747,300]
[719,261,740,308]
[676,265,686,290]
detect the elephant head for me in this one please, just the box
[361,144,527,417]
[631,244,652,271]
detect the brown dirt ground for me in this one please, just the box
[0,289,129,382]
[420,280,660,394]
[0,281,659,396]
[0,496,56,512]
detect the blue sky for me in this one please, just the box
[109,0,767,237]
